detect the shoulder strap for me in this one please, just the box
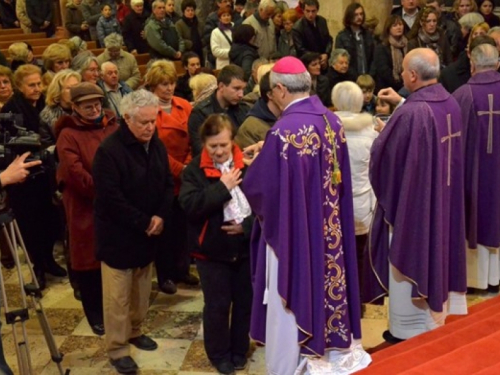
[219,27,232,45]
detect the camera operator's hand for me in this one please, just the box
[0,152,42,187]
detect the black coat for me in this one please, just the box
[174,73,193,102]
[26,0,53,28]
[292,15,332,58]
[188,92,250,157]
[371,43,404,92]
[92,121,174,269]
[439,50,470,94]
[0,0,18,28]
[229,43,259,81]
[1,91,45,134]
[122,10,150,54]
[313,75,332,107]
[179,154,253,262]
[391,6,420,35]
[335,27,375,78]
[326,66,356,92]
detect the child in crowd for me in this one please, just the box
[96,4,122,48]
[357,74,377,115]
[375,96,395,116]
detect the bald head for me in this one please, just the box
[402,48,440,92]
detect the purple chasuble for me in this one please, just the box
[453,70,500,249]
[364,84,467,313]
[243,95,362,357]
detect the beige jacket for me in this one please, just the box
[16,0,31,33]
[96,49,141,90]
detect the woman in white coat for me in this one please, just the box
[210,5,233,70]
[332,81,379,286]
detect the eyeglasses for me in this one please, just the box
[78,102,102,112]
[86,68,101,74]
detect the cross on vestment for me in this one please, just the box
[441,114,461,187]
[477,93,500,154]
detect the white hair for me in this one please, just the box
[407,50,440,81]
[259,0,276,10]
[270,70,311,94]
[488,26,500,35]
[120,90,159,119]
[471,43,499,71]
[331,81,363,113]
[459,12,485,31]
[152,0,166,10]
[130,0,144,5]
[104,33,123,49]
[101,61,118,74]
[331,49,350,65]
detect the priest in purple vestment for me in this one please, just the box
[453,43,500,293]
[243,56,371,374]
[365,48,468,343]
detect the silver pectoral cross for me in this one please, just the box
[477,94,500,154]
[441,114,461,187]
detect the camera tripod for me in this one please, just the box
[0,209,69,375]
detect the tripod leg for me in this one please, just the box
[11,219,68,375]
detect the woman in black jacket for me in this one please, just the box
[371,14,407,93]
[229,24,259,82]
[179,114,253,375]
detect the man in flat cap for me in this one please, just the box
[243,56,371,374]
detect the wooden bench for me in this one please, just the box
[0,32,46,42]
[135,53,149,65]
[0,28,29,36]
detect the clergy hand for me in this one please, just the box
[378,87,403,106]
[221,220,244,235]
[242,141,264,165]
[220,168,242,190]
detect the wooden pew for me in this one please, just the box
[135,53,150,65]
[0,28,29,36]
[0,32,46,42]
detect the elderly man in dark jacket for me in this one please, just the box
[122,0,150,54]
[93,89,174,374]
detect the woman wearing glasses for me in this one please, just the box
[55,82,118,336]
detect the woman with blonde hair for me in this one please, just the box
[467,21,490,47]
[8,42,30,71]
[189,73,217,106]
[0,66,14,110]
[145,60,199,294]
[42,43,73,90]
[40,69,82,146]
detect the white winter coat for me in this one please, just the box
[210,26,232,70]
[336,112,379,235]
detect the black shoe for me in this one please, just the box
[34,268,46,290]
[232,355,247,370]
[110,356,138,374]
[467,287,476,295]
[1,259,15,269]
[44,260,67,277]
[73,289,82,301]
[91,323,105,336]
[128,334,158,351]
[488,284,500,294]
[214,361,235,375]
[382,330,405,344]
[159,279,177,294]
[180,273,200,286]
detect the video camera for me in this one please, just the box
[0,113,55,177]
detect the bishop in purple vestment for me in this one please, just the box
[365,49,467,341]
[453,43,500,291]
[243,57,370,374]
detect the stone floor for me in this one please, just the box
[0,259,493,375]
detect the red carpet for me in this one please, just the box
[358,296,500,374]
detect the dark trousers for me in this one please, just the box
[356,234,368,291]
[74,269,103,326]
[155,197,190,284]
[196,257,252,364]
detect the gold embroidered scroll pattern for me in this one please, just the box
[271,125,321,160]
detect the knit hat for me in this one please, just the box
[70,82,104,103]
[272,56,307,74]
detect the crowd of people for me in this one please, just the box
[0,0,498,374]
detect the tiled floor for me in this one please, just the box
[0,257,492,375]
